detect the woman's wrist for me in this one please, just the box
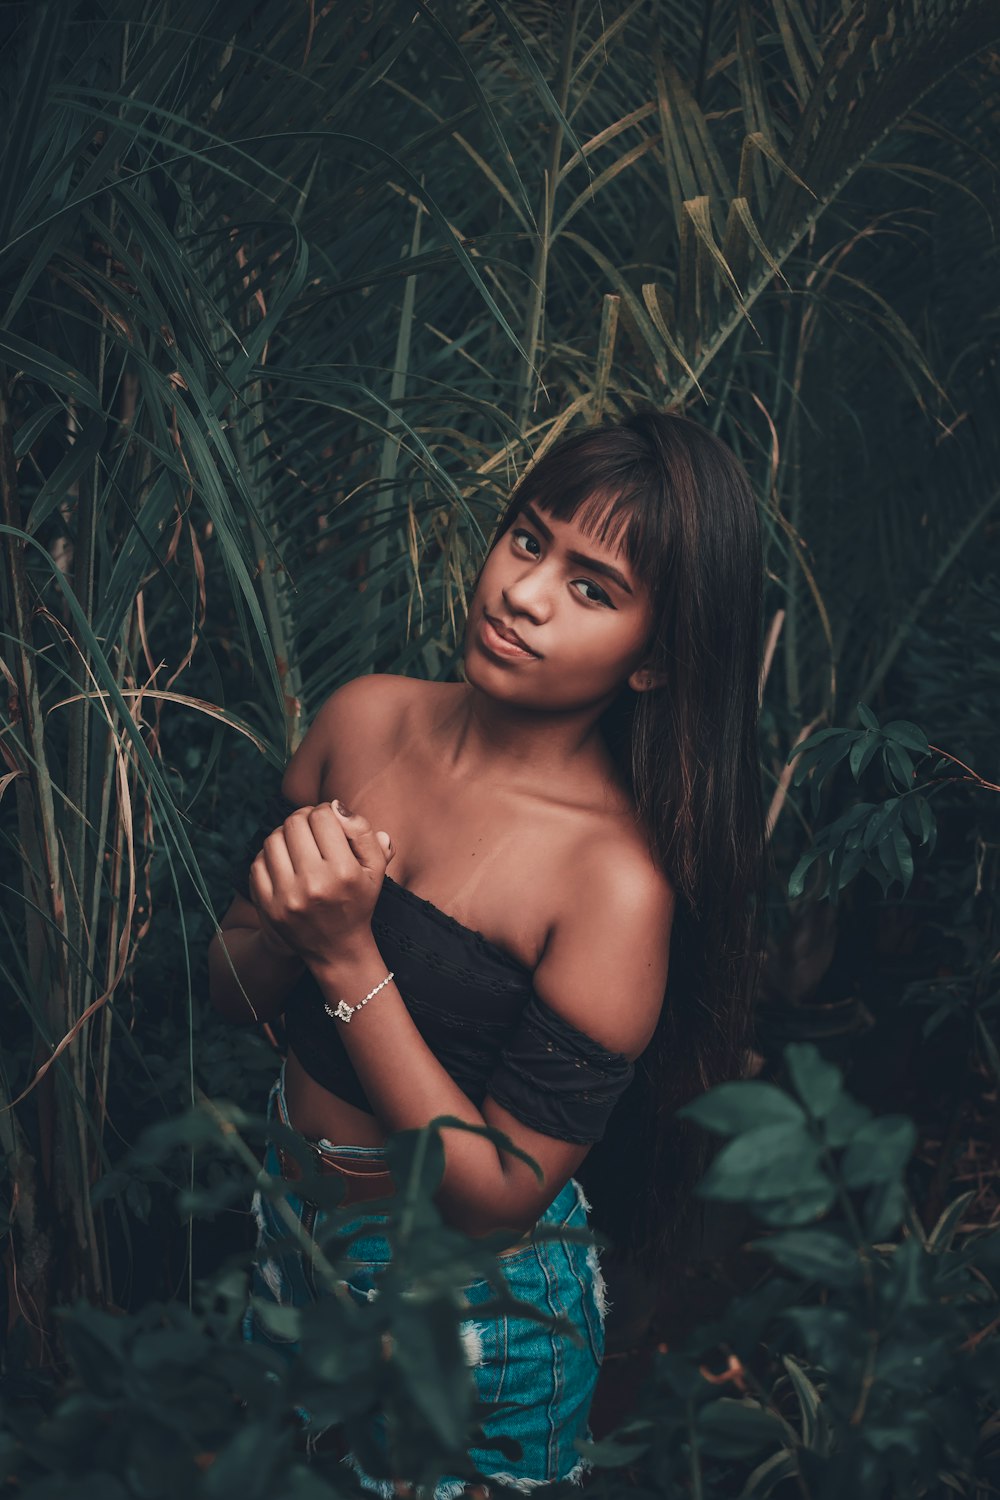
[307,930,386,997]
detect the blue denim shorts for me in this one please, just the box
[242,1064,607,1494]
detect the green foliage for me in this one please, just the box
[589,1044,998,1498]
[2,1050,997,1498]
[6,1106,572,1497]
[786,705,944,900]
[785,698,1000,906]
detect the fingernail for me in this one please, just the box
[333,798,352,817]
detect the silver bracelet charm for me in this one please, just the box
[324,970,395,1024]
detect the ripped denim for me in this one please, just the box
[242,1064,607,1496]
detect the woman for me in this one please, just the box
[209,407,765,1492]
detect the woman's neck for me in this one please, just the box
[431,681,617,789]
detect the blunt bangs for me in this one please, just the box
[498,431,669,598]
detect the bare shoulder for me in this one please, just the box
[532,827,676,1062]
[567,828,676,972]
[584,831,674,925]
[282,673,425,803]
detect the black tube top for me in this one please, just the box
[231,793,635,1144]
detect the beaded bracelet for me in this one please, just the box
[323,971,394,1025]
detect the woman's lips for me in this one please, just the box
[478,614,539,660]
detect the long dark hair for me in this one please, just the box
[477,407,766,1271]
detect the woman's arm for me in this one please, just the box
[208,893,306,1025]
[251,797,673,1238]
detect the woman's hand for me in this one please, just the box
[248,801,395,970]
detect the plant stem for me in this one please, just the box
[686,1399,703,1500]
[815,1129,880,1426]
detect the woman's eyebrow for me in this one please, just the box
[519,502,634,595]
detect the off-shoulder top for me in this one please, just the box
[231,792,635,1145]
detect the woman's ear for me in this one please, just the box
[628,664,668,693]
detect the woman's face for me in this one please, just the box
[464,495,658,712]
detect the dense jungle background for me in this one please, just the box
[2,1,1000,1495]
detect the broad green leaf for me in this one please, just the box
[578,1432,651,1467]
[822,1093,873,1148]
[882,1233,931,1316]
[831,842,867,896]
[697,1123,826,1204]
[890,818,915,894]
[848,731,880,781]
[788,850,821,899]
[883,741,916,793]
[390,1301,473,1451]
[752,1177,836,1226]
[864,1179,908,1240]
[749,1229,861,1285]
[863,799,900,854]
[678,1081,806,1135]
[804,738,853,805]
[841,1117,917,1188]
[783,1043,843,1117]
[881,720,931,755]
[696,1398,790,1459]
[901,794,935,849]
[787,728,845,766]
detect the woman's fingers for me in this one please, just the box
[248,851,274,907]
[330,801,390,876]
[261,827,296,884]
[376,830,395,865]
[269,800,393,889]
[278,804,354,875]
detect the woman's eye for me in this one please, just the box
[511,530,613,607]
[573,580,613,608]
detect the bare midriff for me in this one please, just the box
[284,1045,387,1146]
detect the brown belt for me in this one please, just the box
[276,1143,395,1207]
[275,1139,534,1256]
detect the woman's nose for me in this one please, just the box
[502,566,553,620]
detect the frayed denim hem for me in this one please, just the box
[340,1450,396,1498]
[341,1449,469,1500]
[483,1456,590,1491]
[342,1448,591,1497]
